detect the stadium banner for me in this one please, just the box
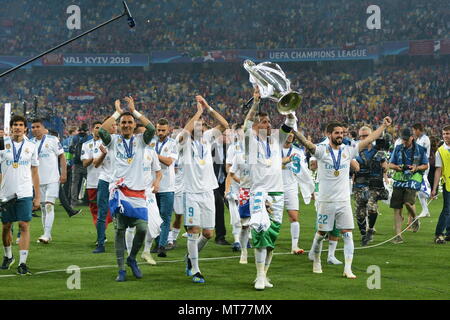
[37,53,149,67]
[408,40,434,55]
[439,39,450,55]
[151,46,379,63]
[381,41,409,56]
[0,56,32,69]
[67,92,95,104]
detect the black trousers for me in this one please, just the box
[214,183,227,241]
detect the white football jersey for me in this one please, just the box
[149,137,178,193]
[178,129,219,193]
[106,134,149,190]
[31,134,64,185]
[230,153,251,189]
[314,143,359,202]
[96,143,113,184]
[281,145,306,192]
[143,147,161,189]
[0,137,39,200]
[415,134,431,158]
[81,138,103,189]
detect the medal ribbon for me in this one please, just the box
[122,136,134,160]
[193,140,205,160]
[281,146,293,158]
[156,138,168,155]
[37,135,46,156]
[257,136,271,159]
[12,139,25,165]
[328,145,342,173]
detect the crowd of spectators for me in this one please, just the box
[0,0,448,55]
[1,60,448,142]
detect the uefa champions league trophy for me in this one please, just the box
[243,60,302,115]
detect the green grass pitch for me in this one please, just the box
[0,197,448,300]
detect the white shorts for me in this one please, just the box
[174,192,184,215]
[39,182,60,204]
[283,188,299,211]
[250,192,284,224]
[316,200,354,232]
[183,191,215,229]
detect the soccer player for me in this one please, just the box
[1,115,40,275]
[149,118,178,257]
[99,97,156,282]
[179,95,228,284]
[243,88,297,290]
[281,132,306,254]
[81,122,104,236]
[30,119,67,244]
[91,119,117,253]
[292,117,392,278]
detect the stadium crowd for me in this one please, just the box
[0,0,449,55]
[1,62,449,142]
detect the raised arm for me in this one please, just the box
[197,95,229,133]
[358,117,392,152]
[244,87,260,132]
[99,100,122,146]
[125,96,155,144]
[292,129,316,155]
[178,101,204,145]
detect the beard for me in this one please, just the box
[331,137,343,145]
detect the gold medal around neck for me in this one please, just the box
[127,158,133,164]
[334,170,340,177]
[199,159,206,165]
[13,162,19,168]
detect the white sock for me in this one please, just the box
[418,194,429,213]
[264,250,273,274]
[19,250,28,265]
[4,246,12,259]
[328,240,338,259]
[312,233,325,261]
[255,248,267,278]
[125,227,136,255]
[342,232,354,272]
[40,203,47,231]
[44,203,55,238]
[143,231,153,254]
[232,225,241,243]
[239,227,250,250]
[187,233,200,275]
[171,228,180,241]
[290,221,300,249]
[197,235,209,252]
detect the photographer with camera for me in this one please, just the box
[389,128,429,243]
[353,126,389,246]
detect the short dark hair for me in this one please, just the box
[119,112,135,122]
[136,123,145,129]
[157,118,169,126]
[92,121,102,128]
[326,121,344,134]
[10,115,27,128]
[31,118,44,125]
[443,125,450,132]
[413,123,424,131]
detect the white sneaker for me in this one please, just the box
[254,276,265,290]
[418,211,430,218]
[239,251,248,264]
[313,261,322,274]
[291,247,305,255]
[37,235,51,244]
[265,277,273,288]
[343,270,357,279]
[141,252,156,265]
[327,256,343,265]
